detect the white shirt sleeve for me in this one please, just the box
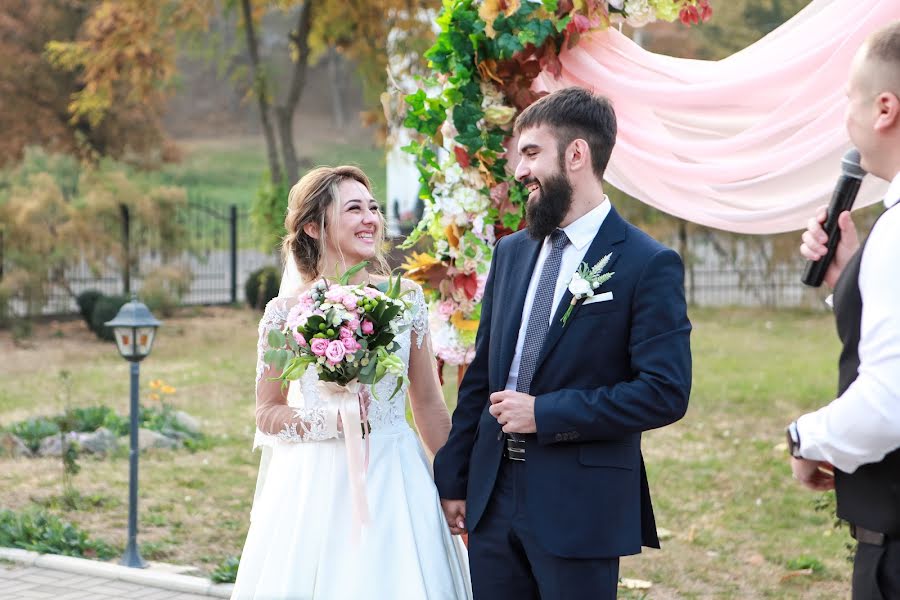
[797,205,900,473]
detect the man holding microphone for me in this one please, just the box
[791,21,900,599]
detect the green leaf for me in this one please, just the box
[267,329,286,349]
[339,261,369,285]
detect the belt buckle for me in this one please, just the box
[505,437,525,462]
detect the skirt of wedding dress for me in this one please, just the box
[231,426,472,600]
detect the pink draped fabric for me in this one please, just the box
[534,0,898,234]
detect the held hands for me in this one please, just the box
[800,206,860,289]
[489,391,537,434]
[441,499,467,535]
[790,457,835,491]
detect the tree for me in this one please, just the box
[0,0,183,167]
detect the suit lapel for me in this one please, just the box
[534,207,628,374]
[496,234,542,391]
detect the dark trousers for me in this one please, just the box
[853,537,900,600]
[467,456,619,600]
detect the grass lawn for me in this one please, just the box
[136,138,388,210]
[0,306,853,598]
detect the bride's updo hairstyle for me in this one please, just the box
[282,165,389,281]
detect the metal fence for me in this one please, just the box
[2,199,279,317]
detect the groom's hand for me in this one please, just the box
[441,499,467,535]
[489,391,537,433]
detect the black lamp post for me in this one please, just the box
[105,297,161,568]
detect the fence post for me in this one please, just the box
[120,204,131,295]
[230,205,238,304]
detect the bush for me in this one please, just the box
[210,555,240,584]
[0,508,116,559]
[140,265,192,317]
[245,266,281,310]
[75,289,104,330]
[89,294,128,341]
[8,418,60,453]
[61,406,119,433]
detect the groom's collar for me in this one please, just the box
[559,197,611,250]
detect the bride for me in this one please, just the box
[230,166,472,599]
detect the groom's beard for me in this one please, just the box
[525,172,574,240]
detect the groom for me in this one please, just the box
[434,87,692,599]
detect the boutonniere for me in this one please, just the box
[561,253,615,326]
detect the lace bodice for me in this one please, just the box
[253,282,429,448]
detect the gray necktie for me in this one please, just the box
[516,228,570,395]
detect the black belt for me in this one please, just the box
[850,524,888,546]
[504,436,526,462]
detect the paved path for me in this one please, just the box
[0,548,232,599]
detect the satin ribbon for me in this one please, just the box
[319,380,370,535]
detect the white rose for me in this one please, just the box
[608,0,625,9]
[624,0,656,27]
[567,274,593,297]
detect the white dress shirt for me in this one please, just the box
[798,172,900,473]
[504,199,612,391]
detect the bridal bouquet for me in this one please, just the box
[263,263,410,400]
[263,263,413,527]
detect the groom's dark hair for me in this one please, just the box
[513,87,617,180]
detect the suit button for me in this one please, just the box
[571,432,579,440]
[497,432,503,441]
[555,433,563,442]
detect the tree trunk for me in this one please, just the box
[275,0,315,186]
[327,47,346,130]
[240,0,283,185]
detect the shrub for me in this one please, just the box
[0,508,116,559]
[61,406,119,433]
[210,555,240,584]
[140,265,192,317]
[244,266,281,311]
[75,289,104,330]
[8,418,60,453]
[89,294,128,341]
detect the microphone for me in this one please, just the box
[801,148,867,288]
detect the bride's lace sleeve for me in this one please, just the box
[404,282,451,456]
[254,297,340,445]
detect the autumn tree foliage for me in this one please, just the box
[0,0,197,167]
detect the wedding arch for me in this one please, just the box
[397,0,899,366]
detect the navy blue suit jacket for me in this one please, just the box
[433,206,692,559]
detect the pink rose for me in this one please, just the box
[325,340,346,363]
[437,300,455,321]
[342,294,358,311]
[361,320,374,335]
[348,318,360,332]
[310,338,329,356]
[338,326,354,339]
[293,332,307,347]
[324,287,345,302]
[342,337,361,352]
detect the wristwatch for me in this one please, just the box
[786,421,802,459]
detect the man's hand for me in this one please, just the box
[441,499,467,535]
[800,206,859,288]
[489,390,537,433]
[790,457,835,491]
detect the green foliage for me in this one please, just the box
[210,555,240,584]
[8,418,60,453]
[785,555,825,574]
[0,508,116,559]
[244,266,281,311]
[250,175,289,253]
[75,290,104,328]
[89,295,128,341]
[61,405,121,433]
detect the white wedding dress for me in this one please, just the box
[231,285,472,600]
